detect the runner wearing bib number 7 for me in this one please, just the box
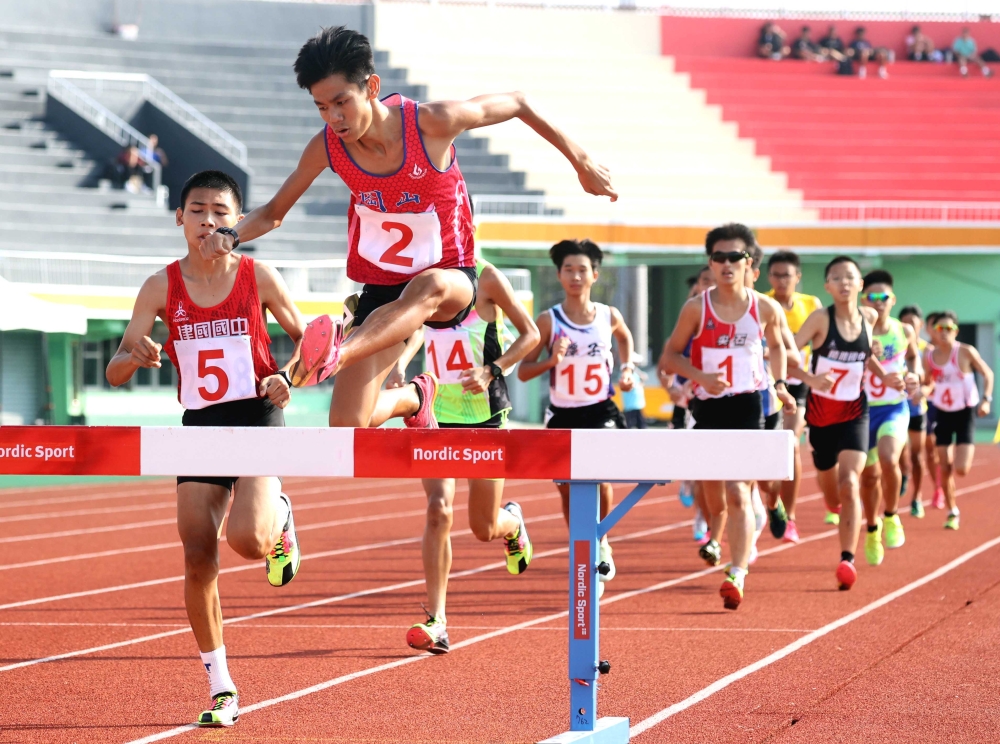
[197,27,617,434]
[519,240,636,598]
[663,224,796,611]
[106,172,307,729]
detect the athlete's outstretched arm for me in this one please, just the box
[256,262,306,408]
[420,95,617,201]
[610,306,635,392]
[965,344,994,415]
[517,312,563,382]
[106,273,167,387]
[199,132,329,260]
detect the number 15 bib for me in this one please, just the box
[355,205,443,275]
[174,335,257,410]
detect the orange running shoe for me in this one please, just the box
[836,560,857,591]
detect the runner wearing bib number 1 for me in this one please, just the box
[858,272,921,563]
[663,224,796,611]
[198,27,617,434]
[106,172,307,728]
[519,240,636,599]
[793,256,890,591]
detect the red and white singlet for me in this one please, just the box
[547,304,615,409]
[689,290,767,401]
[927,344,979,412]
[325,94,476,286]
[163,257,278,410]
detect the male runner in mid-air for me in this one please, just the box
[519,239,635,598]
[858,271,921,566]
[198,26,616,429]
[106,171,305,727]
[923,310,994,530]
[401,260,540,654]
[662,224,795,610]
[897,305,933,518]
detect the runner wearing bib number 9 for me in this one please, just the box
[106,172,308,729]
[858,271,922,559]
[663,224,796,612]
[519,239,636,598]
[197,27,617,434]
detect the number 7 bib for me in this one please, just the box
[174,335,257,410]
[355,204,443,275]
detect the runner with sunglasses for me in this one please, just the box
[923,311,994,530]
[662,223,795,610]
[858,271,921,566]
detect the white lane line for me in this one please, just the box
[0,542,184,572]
[629,532,1000,738]
[2,501,177,523]
[6,519,178,544]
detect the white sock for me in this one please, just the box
[948,508,960,517]
[730,566,748,581]
[275,493,290,533]
[200,645,237,697]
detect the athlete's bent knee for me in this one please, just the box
[409,271,449,304]
[183,542,219,582]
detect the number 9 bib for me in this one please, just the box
[355,205,443,275]
[174,335,257,410]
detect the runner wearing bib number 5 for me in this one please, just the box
[106,172,307,729]
[197,27,616,433]
[662,224,796,611]
[519,239,635,598]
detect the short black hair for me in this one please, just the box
[294,26,375,90]
[180,170,243,213]
[925,311,941,326]
[898,304,922,321]
[862,269,894,290]
[705,223,756,255]
[824,255,860,279]
[748,243,764,270]
[937,310,959,325]
[768,250,801,271]
[550,238,603,270]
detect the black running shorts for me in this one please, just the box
[787,382,809,407]
[808,414,869,472]
[353,266,478,329]
[545,398,626,430]
[933,406,975,446]
[764,410,783,430]
[690,392,764,431]
[908,412,926,433]
[671,405,689,430]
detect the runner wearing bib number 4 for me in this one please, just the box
[106,172,307,728]
[519,239,636,599]
[663,224,796,611]
[792,256,891,590]
[858,271,922,561]
[923,311,994,531]
[198,27,617,434]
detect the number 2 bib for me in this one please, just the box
[699,346,759,397]
[355,205,443,275]
[174,335,257,410]
[812,356,864,401]
[425,329,475,384]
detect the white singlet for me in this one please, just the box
[928,344,979,412]
[547,303,614,408]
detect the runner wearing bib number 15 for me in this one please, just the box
[519,239,636,599]
[197,27,617,435]
[663,224,796,611]
[106,172,307,729]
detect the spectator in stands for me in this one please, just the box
[952,27,992,77]
[906,25,938,62]
[791,26,828,63]
[848,26,890,79]
[139,134,169,167]
[105,145,148,193]
[818,26,847,57]
[758,22,790,61]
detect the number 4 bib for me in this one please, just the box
[356,205,443,275]
[425,329,475,383]
[174,335,257,410]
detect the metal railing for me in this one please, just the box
[49,70,248,169]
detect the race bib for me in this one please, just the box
[425,329,475,384]
[931,380,966,412]
[864,370,904,404]
[355,205,443,275]
[700,346,759,397]
[812,356,864,401]
[554,358,610,403]
[174,335,256,410]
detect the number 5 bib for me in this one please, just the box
[174,335,257,410]
[355,205,443,275]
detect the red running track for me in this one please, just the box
[0,450,999,743]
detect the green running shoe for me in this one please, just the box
[699,539,722,567]
[944,513,960,531]
[502,502,533,575]
[767,501,788,539]
[883,514,905,549]
[406,613,450,654]
[865,519,885,566]
[824,510,841,526]
[266,493,301,587]
[910,500,925,519]
[197,691,238,727]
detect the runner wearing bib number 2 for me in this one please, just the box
[198,27,617,433]
[106,172,307,729]
[519,240,636,599]
[663,224,796,611]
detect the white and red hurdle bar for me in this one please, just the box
[0,426,793,744]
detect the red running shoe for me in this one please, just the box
[719,571,744,610]
[404,373,439,429]
[931,487,946,510]
[836,560,857,591]
[290,314,346,387]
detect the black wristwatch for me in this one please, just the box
[487,362,504,381]
[276,369,292,387]
[215,226,240,249]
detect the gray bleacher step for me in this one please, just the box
[0,167,94,187]
[0,149,93,168]
[0,183,160,208]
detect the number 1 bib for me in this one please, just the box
[699,346,759,397]
[355,205,443,275]
[174,335,257,410]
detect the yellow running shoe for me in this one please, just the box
[883,514,905,549]
[266,493,301,587]
[502,502,533,575]
[824,510,841,526]
[197,691,238,727]
[944,513,960,531]
[865,519,885,566]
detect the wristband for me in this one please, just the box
[276,369,292,387]
[214,226,240,249]
[773,379,787,387]
[985,395,993,403]
[620,363,635,372]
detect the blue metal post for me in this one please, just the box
[568,480,600,731]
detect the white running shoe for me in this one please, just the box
[598,537,616,583]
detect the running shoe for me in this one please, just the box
[883,514,905,549]
[597,582,605,599]
[290,312,348,387]
[910,500,925,519]
[768,501,788,539]
[693,507,709,542]
[899,475,909,499]
[197,691,238,727]
[403,373,439,429]
[944,513,960,531]
[865,520,885,566]
[751,484,767,534]
[598,538,616,583]
[266,493,301,587]
[502,502,533,575]
[782,519,801,544]
[824,511,841,526]
[836,560,857,591]
[720,570,744,610]
[932,487,946,510]
[406,614,450,655]
[748,543,759,566]
[678,481,695,508]
[699,539,722,567]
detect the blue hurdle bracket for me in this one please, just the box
[596,482,660,540]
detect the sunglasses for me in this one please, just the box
[710,251,749,264]
[934,323,958,332]
[864,292,894,303]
